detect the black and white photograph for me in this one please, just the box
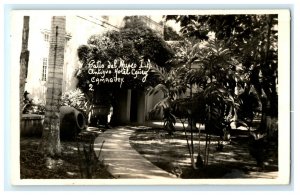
[9,10,290,185]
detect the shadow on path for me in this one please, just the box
[94,127,177,179]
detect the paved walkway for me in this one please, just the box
[93,126,177,179]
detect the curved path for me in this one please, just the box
[94,126,177,179]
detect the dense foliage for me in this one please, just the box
[164,25,183,41]
[76,16,175,94]
[166,15,278,120]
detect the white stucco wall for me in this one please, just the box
[24,15,52,103]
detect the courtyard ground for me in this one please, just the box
[20,124,278,179]
[129,127,278,179]
[20,129,114,179]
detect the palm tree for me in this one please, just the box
[39,16,66,156]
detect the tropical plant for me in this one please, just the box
[147,65,188,135]
[166,38,205,168]
[192,38,241,165]
[164,36,240,168]
[61,89,90,118]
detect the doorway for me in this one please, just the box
[130,90,138,122]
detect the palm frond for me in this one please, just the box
[149,65,166,81]
[147,83,168,96]
[150,97,171,114]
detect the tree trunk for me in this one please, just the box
[190,117,197,169]
[39,16,66,156]
[259,15,277,135]
[19,16,30,118]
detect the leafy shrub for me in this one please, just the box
[61,89,89,117]
[23,94,46,115]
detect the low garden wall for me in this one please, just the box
[21,107,87,139]
[20,114,44,137]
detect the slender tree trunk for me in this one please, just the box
[187,63,197,169]
[39,16,66,156]
[190,117,197,169]
[19,16,30,118]
[196,123,204,168]
[182,119,192,159]
[204,132,208,165]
